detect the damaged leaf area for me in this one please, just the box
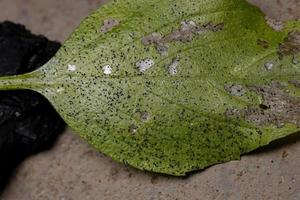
[265,16,284,32]
[142,21,224,55]
[99,19,120,33]
[289,79,300,88]
[278,30,300,58]
[225,82,300,128]
[0,0,299,176]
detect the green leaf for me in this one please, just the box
[0,0,299,175]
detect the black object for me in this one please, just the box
[0,21,65,190]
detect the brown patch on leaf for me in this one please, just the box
[203,22,224,32]
[225,82,300,128]
[225,108,243,118]
[142,20,224,55]
[140,111,150,122]
[142,33,163,45]
[257,39,269,49]
[278,30,300,59]
[165,20,224,42]
[289,79,300,88]
[100,19,119,33]
[141,33,169,56]
[224,84,246,97]
[265,16,284,32]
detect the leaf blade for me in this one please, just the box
[2,0,300,175]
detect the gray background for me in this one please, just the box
[0,0,299,199]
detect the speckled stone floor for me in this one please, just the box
[0,0,299,199]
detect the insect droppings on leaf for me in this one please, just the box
[136,58,155,73]
[100,19,120,33]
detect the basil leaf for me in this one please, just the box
[0,0,299,175]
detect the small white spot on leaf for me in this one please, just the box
[57,88,65,93]
[102,65,112,75]
[136,58,155,73]
[129,124,138,134]
[100,19,119,33]
[140,112,150,122]
[168,56,180,75]
[264,62,274,70]
[15,112,21,117]
[67,64,76,72]
[292,56,299,65]
[225,84,246,97]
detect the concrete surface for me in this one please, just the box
[0,0,299,199]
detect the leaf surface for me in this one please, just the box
[1,0,300,175]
